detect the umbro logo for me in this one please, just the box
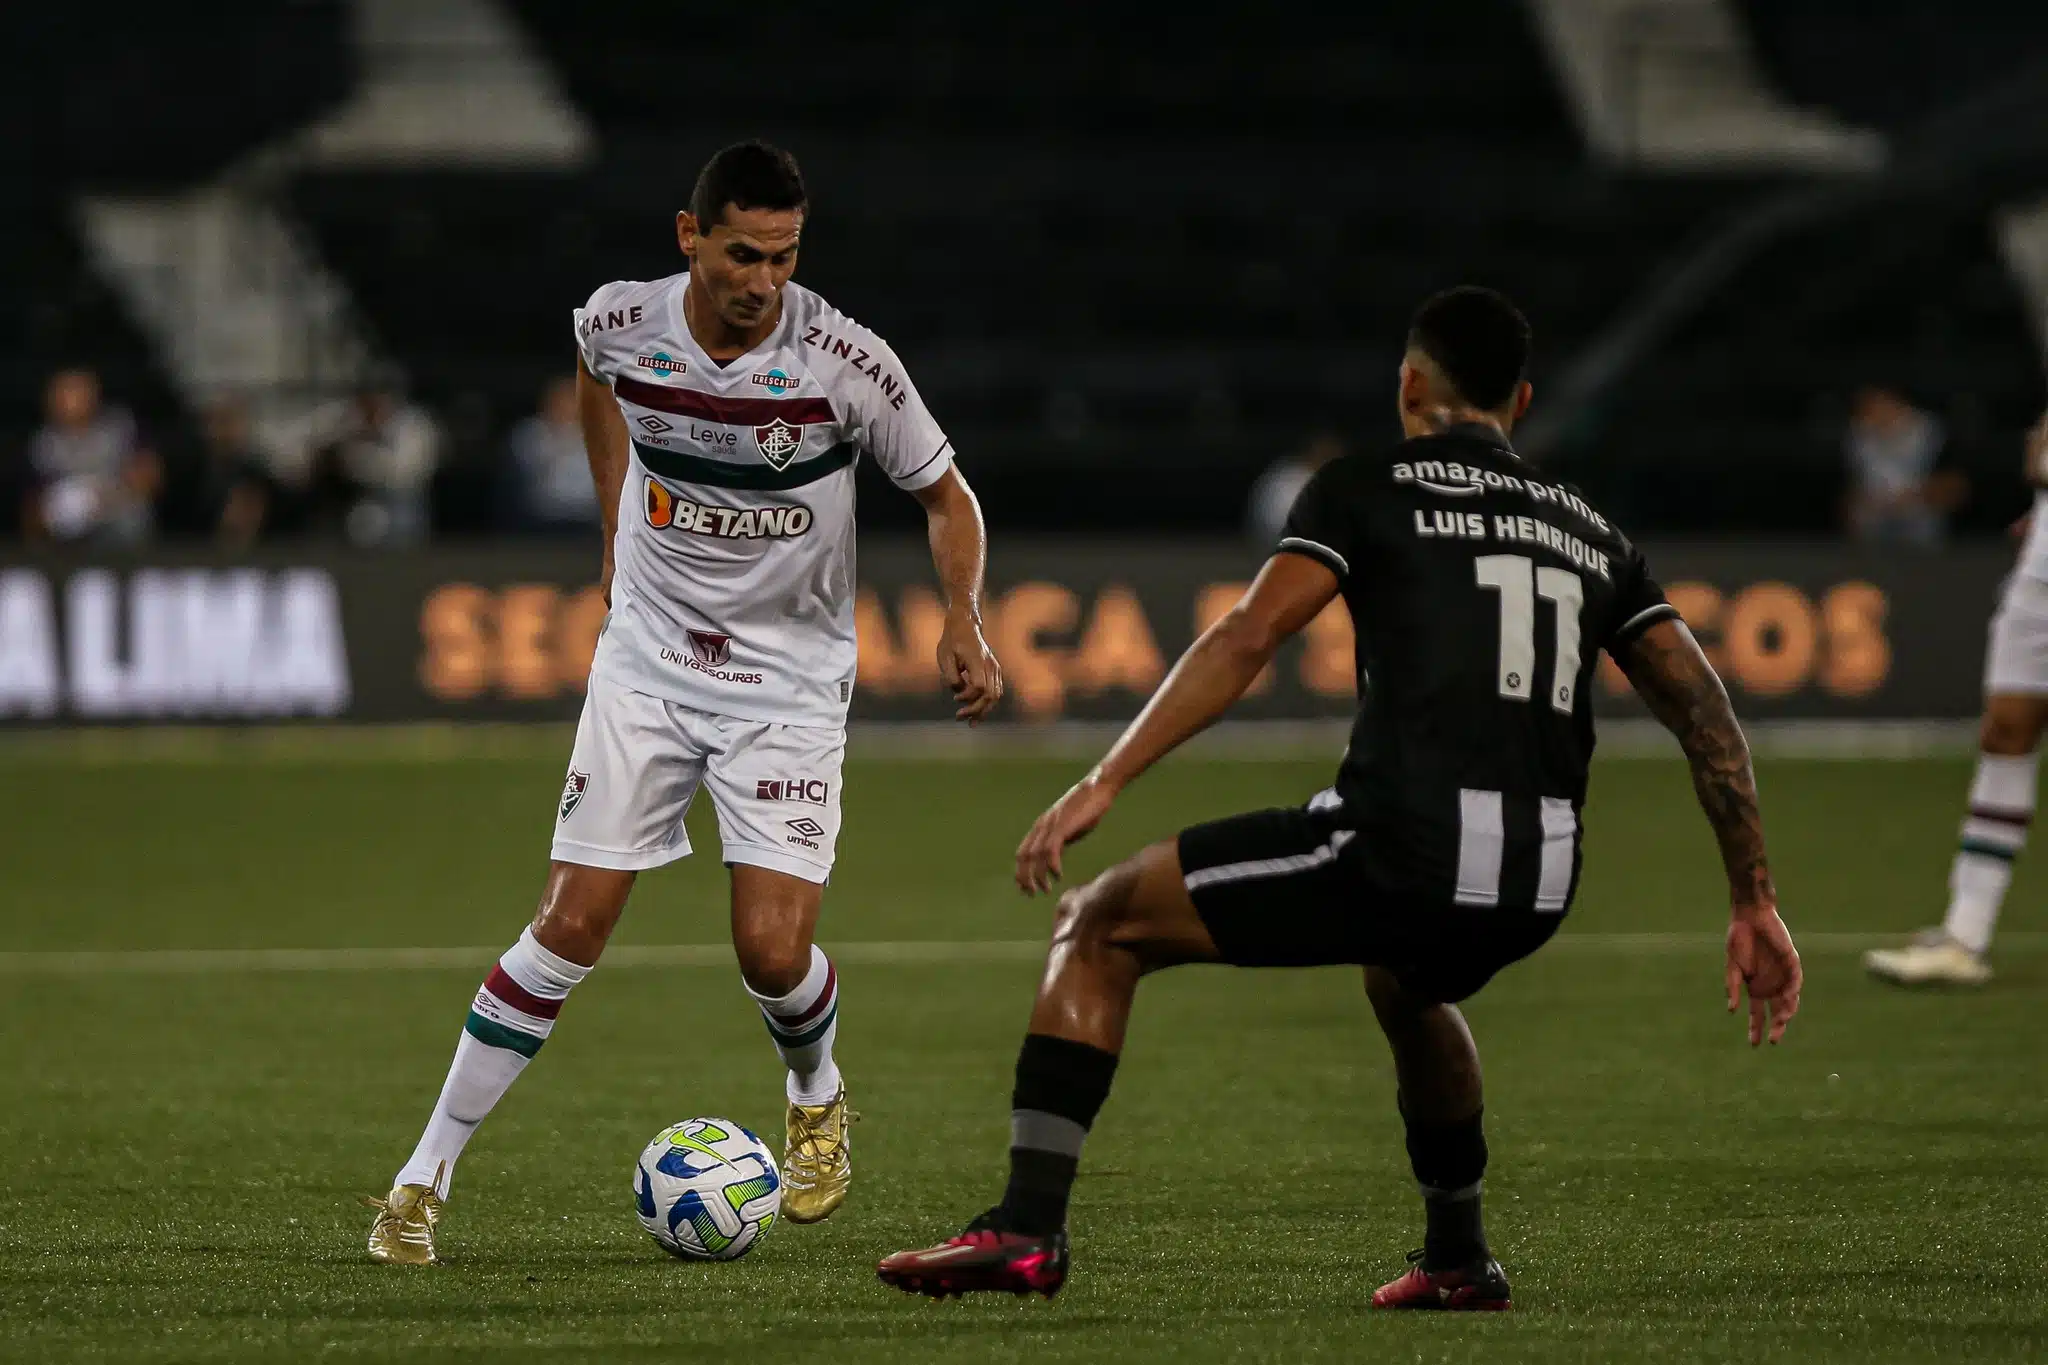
[638,414,673,434]
[785,818,826,838]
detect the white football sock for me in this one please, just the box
[1943,752,2036,955]
[746,945,842,1106]
[395,928,590,1195]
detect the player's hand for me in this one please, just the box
[938,609,1003,724]
[1725,903,1801,1046]
[1015,773,1116,895]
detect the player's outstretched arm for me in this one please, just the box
[576,358,631,606]
[910,467,1003,723]
[1617,619,1801,1045]
[1014,552,1339,893]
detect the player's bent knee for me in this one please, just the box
[731,926,810,995]
[1051,879,1119,950]
[1052,843,1213,971]
[1051,863,1142,953]
[1980,698,2048,755]
[532,861,634,959]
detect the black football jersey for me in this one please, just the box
[1278,424,1677,915]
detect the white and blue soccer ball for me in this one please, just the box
[633,1117,781,1260]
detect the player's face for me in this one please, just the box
[678,206,803,331]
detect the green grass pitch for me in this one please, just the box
[1,744,2044,1362]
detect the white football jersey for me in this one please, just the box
[575,275,952,725]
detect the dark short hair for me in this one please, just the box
[1407,287,1531,411]
[689,141,807,230]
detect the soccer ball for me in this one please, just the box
[633,1117,781,1260]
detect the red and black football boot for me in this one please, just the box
[876,1207,1070,1299]
[1370,1248,1512,1311]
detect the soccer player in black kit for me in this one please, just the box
[878,287,1803,1309]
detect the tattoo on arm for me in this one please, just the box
[1619,621,1774,907]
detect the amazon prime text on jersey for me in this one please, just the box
[1392,459,1610,533]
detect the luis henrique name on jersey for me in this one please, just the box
[1386,461,1616,578]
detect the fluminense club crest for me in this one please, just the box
[559,770,589,822]
[754,418,804,470]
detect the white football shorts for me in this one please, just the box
[550,669,845,882]
[1984,574,2048,698]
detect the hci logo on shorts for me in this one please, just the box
[559,770,588,822]
[757,778,831,804]
[754,418,803,470]
[687,630,731,667]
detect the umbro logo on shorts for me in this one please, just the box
[559,770,589,822]
[785,816,826,850]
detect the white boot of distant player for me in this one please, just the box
[1866,752,2034,986]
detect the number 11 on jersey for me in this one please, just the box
[1475,554,1584,714]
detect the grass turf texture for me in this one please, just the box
[0,751,2043,1363]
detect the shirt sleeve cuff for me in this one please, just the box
[1275,536,1348,579]
[1608,601,1680,649]
[889,440,953,492]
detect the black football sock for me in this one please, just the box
[1402,1099,1490,1270]
[1000,1032,1120,1236]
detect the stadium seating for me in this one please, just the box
[1740,0,2048,133]
[12,0,2042,537]
[2,4,353,518]
[291,0,1703,532]
[1577,0,2048,532]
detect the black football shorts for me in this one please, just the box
[1176,792,1561,1003]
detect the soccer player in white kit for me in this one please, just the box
[1867,411,2048,987]
[366,142,1003,1263]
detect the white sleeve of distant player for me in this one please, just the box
[850,338,954,491]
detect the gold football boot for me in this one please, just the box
[781,1089,857,1224]
[364,1163,445,1265]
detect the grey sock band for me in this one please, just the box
[1011,1108,1089,1158]
[1419,1179,1485,1203]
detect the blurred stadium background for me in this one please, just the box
[3,0,2046,730]
[5,5,2048,1363]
